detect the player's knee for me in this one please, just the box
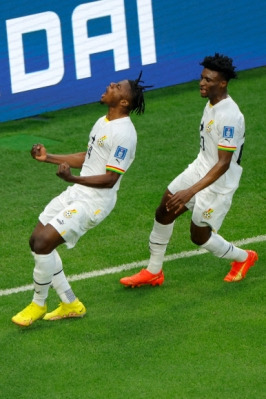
[190,229,202,245]
[190,234,204,246]
[155,205,170,223]
[190,223,211,246]
[30,232,53,254]
[29,235,35,252]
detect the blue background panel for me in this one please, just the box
[0,0,265,122]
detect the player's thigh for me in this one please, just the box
[155,189,188,223]
[39,193,68,226]
[48,200,111,249]
[32,223,65,253]
[168,166,199,211]
[192,190,233,233]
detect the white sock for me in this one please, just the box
[51,250,76,304]
[200,233,248,262]
[32,251,57,306]
[147,220,175,274]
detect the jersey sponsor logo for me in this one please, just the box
[114,146,128,160]
[223,126,234,138]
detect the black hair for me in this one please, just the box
[200,53,237,81]
[128,71,153,115]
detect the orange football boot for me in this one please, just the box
[120,269,164,287]
[224,250,258,282]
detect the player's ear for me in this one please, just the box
[120,99,129,107]
[220,80,228,89]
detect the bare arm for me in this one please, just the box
[31,144,86,169]
[31,144,120,189]
[56,162,121,188]
[166,150,233,213]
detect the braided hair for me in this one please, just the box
[128,71,153,115]
[200,53,237,81]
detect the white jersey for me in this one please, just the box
[71,115,137,203]
[195,96,245,194]
[40,115,137,248]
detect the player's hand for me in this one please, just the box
[31,143,47,162]
[166,190,193,213]
[56,162,72,181]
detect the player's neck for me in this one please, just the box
[106,108,129,121]
[210,92,228,106]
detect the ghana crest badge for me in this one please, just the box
[63,209,78,219]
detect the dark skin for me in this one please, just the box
[156,68,233,246]
[30,80,133,254]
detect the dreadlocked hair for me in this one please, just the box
[128,71,153,115]
[200,53,237,81]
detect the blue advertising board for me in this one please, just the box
[0,0,265,122]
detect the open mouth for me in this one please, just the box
[101,87,108,98]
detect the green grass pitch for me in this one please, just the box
[0,67,265,399]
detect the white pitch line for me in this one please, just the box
[0,234,265,297]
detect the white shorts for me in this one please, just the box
[39,187,116,248]
[168,163,235,233]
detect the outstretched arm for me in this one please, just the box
[166,150,233,213]
[31,144,86,169]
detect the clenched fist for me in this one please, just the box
[31,144,47,162]
[56,162,72,181]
